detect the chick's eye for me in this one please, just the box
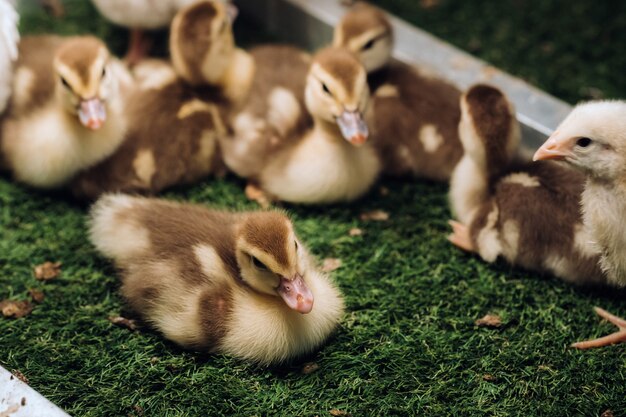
[101,67,106,78]
[294,240,299,251]
[576,137,592,148]
[362,39,375,50]
[321,82,332,96]
[251,256,268,271]
[60,76,70,89]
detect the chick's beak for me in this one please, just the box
[277,274,314,314]
[336,110,369,146]
[533,135,573,161]
[78,98,106,130]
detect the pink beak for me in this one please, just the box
[336,110,369,146]
[277,274,314,314]
[533,134,574,161]
[78,98,106,130]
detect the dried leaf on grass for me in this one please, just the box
[359,210,389,222]
[329,409,351,417]
[301,362,320,375]
[11,369,29,384]
[348,228,363,236]
[28,289,45,304]
[600,410,614,417]
[475,314,502,328]
[0,300,34,319]
[108,316,138,331]
[34,261,62,281]
[419,0,441,9]
[322,258,342,272]
[482,374,497,382]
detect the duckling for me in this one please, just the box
[533,100,626,348]
[216,43,313,180]
[90,0,200,65]
[71,1,246,199]
[333,3,463,181]
[1,35,129,189]
[220,47,380,204]
[89,193,345,364]
[0,0,19,113]
[447,84,605,286]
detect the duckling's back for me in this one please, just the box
[6,35,65,117]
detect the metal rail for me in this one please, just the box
[238,0,573,149]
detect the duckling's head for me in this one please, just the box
[333,3,393,74]
[53,36,115,131]
[534,101,626,181]
[235,211,313,314]
[170,0,237,85]
[305,47,370,146]
[459,84,519,170]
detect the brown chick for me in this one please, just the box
[219,44,313,179]
[1,35,130,189]
[448,84,605,287]
[89,194,345,365]
[534,100,626,348]
[334,2,463,181]
[70,0,248,200]
[220,47,380,205]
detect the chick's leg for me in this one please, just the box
[125,29,152,66]
[448,220,475,252]
[571,307,626,349]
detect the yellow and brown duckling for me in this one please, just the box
[220,46,380,205]
[448,84,605,285]
[534,100,626,349]
[1,35,129,189]
[89,194,345,365]
[71,0,249,200]
[334,2,463,181]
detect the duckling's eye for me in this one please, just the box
[321,82,332,96]
[251,256,268,271]
[362,39,376,51]
[60,76,70,89]
[294,240,299,251]
[101,67,106,78]
[576,137,592,148]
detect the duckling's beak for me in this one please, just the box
[533,134,573,161]
[277,274,314,314]
[336,110,369,146]
[78,98,106,130]
[226,3,239,23]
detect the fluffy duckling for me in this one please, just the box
[90,0,200,65]
[220,47,380,205]
[534,100,626,348]
[447,84,605,286]
[333,3,463,181]
[0,0,19,114]
[1,36,129,189]
[89,194,345,364]
[71,1,246,199]
[216,43,313,180]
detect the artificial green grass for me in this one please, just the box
[2,1,626,416]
